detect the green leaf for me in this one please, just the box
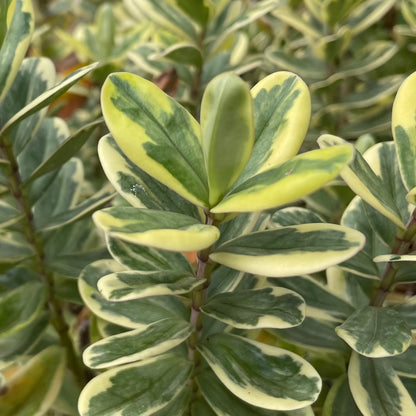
[97,270,202,301]
[152,388,190,416]
[390,345,416,378]
[0,230,34,272]
[0,346,66,416]
[150,42,203,67]
[198,333,321,411]
[78,354,192,416]
[201,287,305,329]
[79,260,188,329]
[201,72,254,206]
[94,207,219,252]
[210,223,364,277]
[101,72,208,207]
[0,199,21,228]
[25,119,103,185]
[211,146,353,213]
[271,275,354,322]
[348,352,416,416]
[97,134,201,219]
[198,369,314,416]
[389,297,416,329]
[0,0,34,102]
[318,134,405,228]
[322,375,362,416]
[392,70,416,192]
[83,318,191,369]
[270,207,324,227]
[336,307,412,358]
[175,0,209,26]
[107,236,192,273]
[0,62,98,137]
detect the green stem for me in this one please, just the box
[0,134,87,386]
[370,208,416,307]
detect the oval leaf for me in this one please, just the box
[198,333,321,411]
[210,223,365,277]
[335,307,412,357]
[93,207,219,252]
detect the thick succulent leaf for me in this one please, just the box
[318,135,405,228]
[107,236,192,273]
[349,352,416,416]
[390,345,416,378]
[78,260,188,329]
[198,369,314,416]
[198,333,321,411]
[201,287,305,329]
[150,42,202,67]
[232,72,311,186]
[83,318,191,369]
[0,230,34,272]
[271,275,354,322]
[78,354,192,416]
[277,317,350,353]
[25,119,103,185]
[211,146,353,213]
[270,207,324,227]
[98,270,201,301]
[94,207,219,252]
[101,72,209,207]
[0,346,66,416]
[210,223,365,277]
[201,72,254,206]
[98,135,201,218]
[322,375,362,416]
[0,57,55,154]
[392,70,416,192]
[0,0,34,102]
[336,307,412,358]
[0,62,97,137]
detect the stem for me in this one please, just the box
[0,134,87,386]
[370,208,416,306]
[188,213,215,408]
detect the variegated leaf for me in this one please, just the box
[271,275,354,322]
[198,333,321,411]
[349,352,416,416]
[0,0,34,102]
[201,72,254,206]
[98,134,201,219]
[0,200,20,228]
[388,297,416,329]
[197,369,314,416]
[390,345,416,379]
[336,307,412,357]
[318,134,405,228]
[0,230,34,272]
[0,62,98,137]
[270,207,324,227]
[211,146,353,213]
[392,70,416,193]
[322,375,362,416]
[152,388,190,416]
[101,72,209,207]
[210,223,365,277]
[150,42,202,67]
[0,346,65,416]
[78,354,192,416]
[83,318,191,369]
[106,235,192,273]
[78,260,188,329]
[98,270,202,301]
[94,207,219,252]
[201,287,305,329]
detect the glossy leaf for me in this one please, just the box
[201,287,305,329]
[0,346,66,416]
[318,134,405,228]
[0,0,34,102]
[210,223,365,277]
[83,318,191,369]
[201,72,254,206]
[93,207,219,252]
[78,354,192,416]
[349,352,416,416]
[392,70,416,192]
[101,72,208,207]
[336,307,412,357]
[97,134,201,218]
[198,333,321,411]
[98,269,202,301]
